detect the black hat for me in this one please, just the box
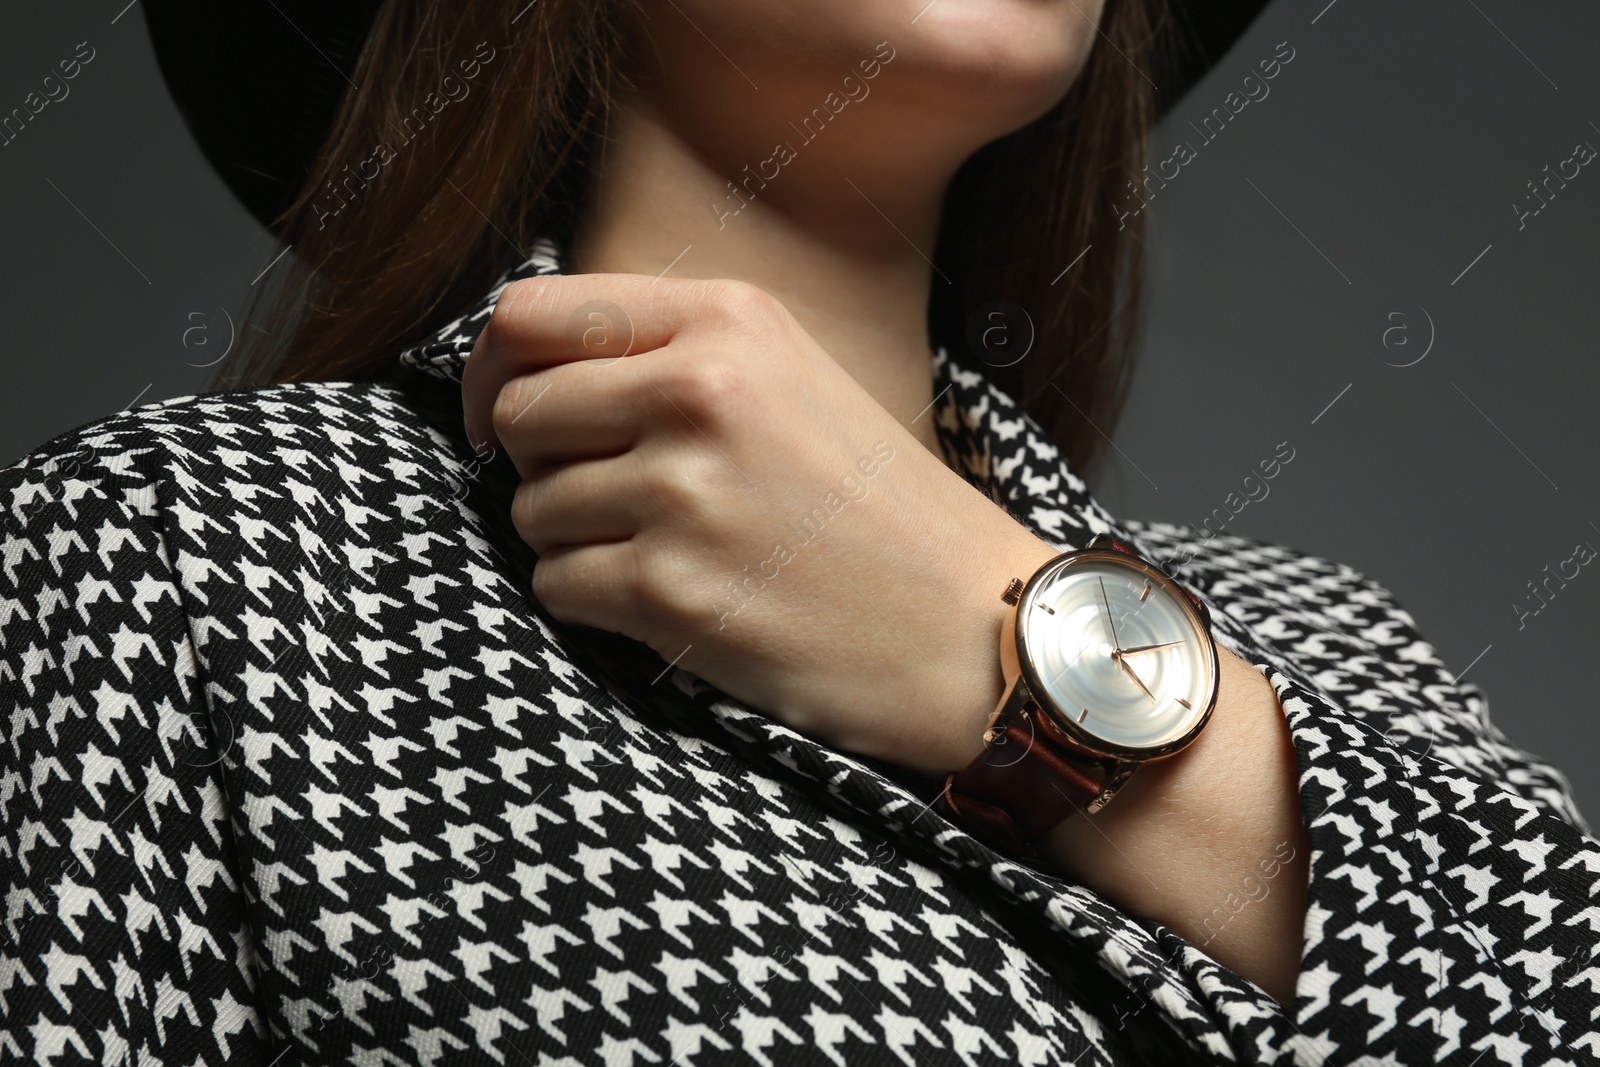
[143,0,1273,237]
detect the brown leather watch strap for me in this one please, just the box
[937,713,1103,853]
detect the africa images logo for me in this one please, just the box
[708,41,898,229]
[312,41,498,230]
[1112,40,1297,230]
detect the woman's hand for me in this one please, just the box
[461,273,1062,775]
[460,273,1314,1003]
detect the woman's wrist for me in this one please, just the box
[1036,643,1310,1003]
[890,528,1062,778]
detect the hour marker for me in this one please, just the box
[1139,582,1152,602]
[1176,697,1192,710]
[1077,708,1089,723]
[1035,602,1055,615]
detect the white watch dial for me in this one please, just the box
[1017,554,1215,754]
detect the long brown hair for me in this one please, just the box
[220,0,1175,479]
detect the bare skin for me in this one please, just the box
[557,0,1311,1006]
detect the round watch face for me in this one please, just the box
[1015,550,1217,757]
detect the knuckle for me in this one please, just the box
[626,540,685,621]
[699,277,783,329]
[642,457,703,520]
[489,375,539,441]
[530,555,566,615]
[480,282,532,351]
[533,546,616,627]
[661,357,746,424]
[509,478,546,552]
[478,277,567,376]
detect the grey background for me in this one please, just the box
[4,2,1597,812]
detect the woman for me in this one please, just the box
[3,0,1594,1063]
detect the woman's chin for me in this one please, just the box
[892,10,1096,120]
[899,51,1091,133]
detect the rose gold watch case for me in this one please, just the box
[995,538,1221,775]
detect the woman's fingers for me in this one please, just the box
[462,273,778,454]
[489,356,646,478]
[530,539,679,638]
[510,452,641,556]
[490,339,758,484]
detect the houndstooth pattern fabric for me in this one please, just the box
[3,235,1598,1066]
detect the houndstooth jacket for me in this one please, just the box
[3,236,1597,1066]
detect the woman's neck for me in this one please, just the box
[567,90,958,461]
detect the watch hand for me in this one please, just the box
[1112,650,1158,703]
[1120,640,1182,656]
[1097,577,1122,651]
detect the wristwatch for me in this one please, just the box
[936,533,1221,855]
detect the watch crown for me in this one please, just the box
[1001,578,1023,605]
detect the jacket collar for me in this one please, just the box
[398,235,1146,560]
